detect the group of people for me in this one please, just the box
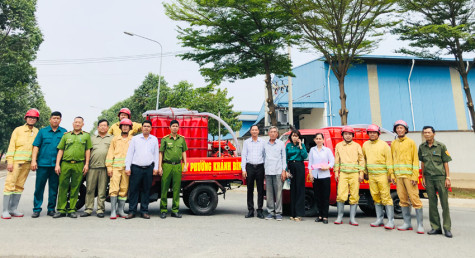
[2,108,187,220]
[1,108,454,238]
[241,121,453,238]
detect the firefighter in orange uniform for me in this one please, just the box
[362,124,395,229]
[2,109,39,219]
[391,120,424,234]
[108,108,142,137]
[334,126,365,226]
[105,119,133,219]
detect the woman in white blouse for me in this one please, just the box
[308,133,335,224]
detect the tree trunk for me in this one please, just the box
[461,73,475,131]
[265,72,278,126]
[338,77,348,125]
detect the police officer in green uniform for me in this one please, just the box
[418,126,453,238]
[159,120,188,219]
[53,117,92,218]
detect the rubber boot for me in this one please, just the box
[397,206,413,231]
[110,196,117,219]
[370,204,384,227]
[117,199,127,218]
[384,205,395,229]
[2,195,12,219]
[334,202,344,224]
[9,194,24,217]
[415,208,425,234]
[349,204,358,226]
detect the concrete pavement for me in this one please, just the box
[0,173,474,257]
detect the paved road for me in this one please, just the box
[0,173,474,258]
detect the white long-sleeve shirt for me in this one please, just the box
[308,146,335,179]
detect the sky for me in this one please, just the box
[34,0,408,131]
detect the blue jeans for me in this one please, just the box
[33,167,59,213]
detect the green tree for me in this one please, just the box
[164,0,299,126]
[0,0,47,152]
[94,74,241,138]
[91,73,169,132]
[279,0,397,125]
[165,81,242,137]
[393,0,475,130]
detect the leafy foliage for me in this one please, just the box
[164,0,299,126]
[0,0,49,151]
[279,0,397,124]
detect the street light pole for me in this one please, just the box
[124,31,163,110]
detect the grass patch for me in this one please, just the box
[449,188,475,199]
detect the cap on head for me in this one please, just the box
[366,124,381,135]
[393,120,409,133]
[341,126,355,136]
[118,108,131,118]
[119,118,133,129]
[25,108,40,119]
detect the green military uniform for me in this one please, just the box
[160,134,188,213]
[418,140,452,232]
[57,131,92,214]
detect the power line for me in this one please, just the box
[33,51,186,65]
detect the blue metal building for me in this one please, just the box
[248,55,475,133]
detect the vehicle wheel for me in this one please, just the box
[391,191,403,219]
[304,189,318,217]
[183,190,191,208]
[66,183,87,210]
[76,183,87,210]
[189,185,218,215]
[358,193,376,217]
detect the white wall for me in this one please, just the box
[299,108,326,129]
[402,131,474,174]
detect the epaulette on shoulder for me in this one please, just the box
[163,134,170,138]
[178,134,184,138]
[64,131,71,135]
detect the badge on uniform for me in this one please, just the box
[446,150,451,156]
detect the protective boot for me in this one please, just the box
[117,198,127,218]
[2,195,12,219]
[384,205,395,229]
[349,204,358,226]
[334,202,344,224]
[110,196,118,219]
[370,204,384,227]
[9,194,24,217]
[415,208,425,234]
[397,206,413,231]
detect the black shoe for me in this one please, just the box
[31,212,40,218]
[97,213,104,218]
[323,219,329,224]
[428,229,443,235]
[160,212,167,219]
[80,212,91,217]
[257,210,264,219]
[53,212,66,219]
[245,210,254,218]
[141,213,151,219]
[315,217,323,222]
[47,211,55,217]
[171,212,182,218]
[69,212,77,218]
[444,230,453,238]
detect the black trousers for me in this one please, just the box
[289,161,305,217]
[313,177,331,218]
[128,164,153,214]
[246,163,264,212]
